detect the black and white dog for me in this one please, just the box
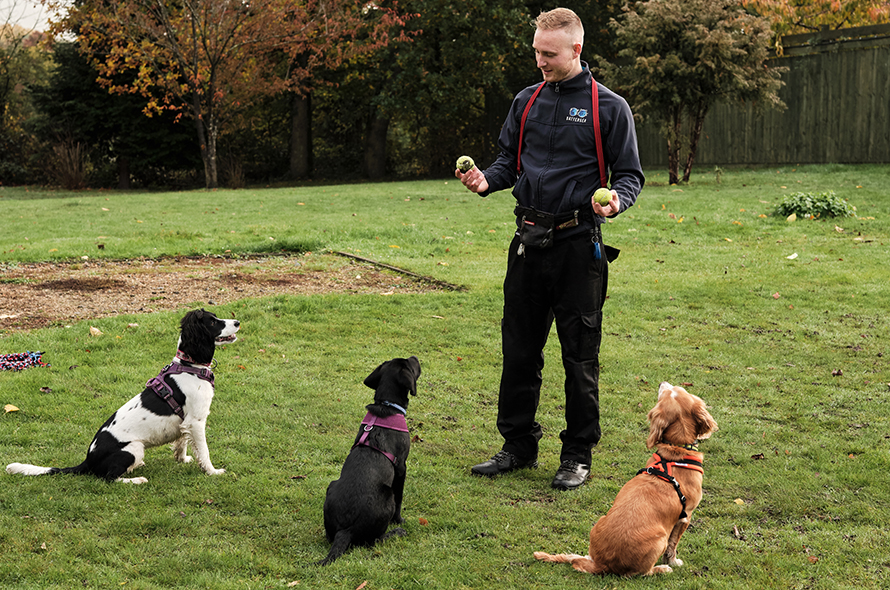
[6,309,239,484]
[319,356,421,566]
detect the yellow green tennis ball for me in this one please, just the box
[456,156,475,173]
[593,188,612,206]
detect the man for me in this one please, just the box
[456,8,644,490]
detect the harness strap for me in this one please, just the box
[145,362,215,419]
[352,412,409,466]
[637,452,704,520]
[517,83,544,174]
[516,77,608,190]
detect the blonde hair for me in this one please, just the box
[534,8,584,45]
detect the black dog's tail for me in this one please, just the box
[317,530,353,566]
[6,461,90,477]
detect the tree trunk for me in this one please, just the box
[192,93,219,189]
[289,92,312,179]
[666,106,682,185]
[364,112,389,179]
[117,155,131,190]
[682,101,707,183]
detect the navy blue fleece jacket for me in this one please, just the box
[481,63,645,239]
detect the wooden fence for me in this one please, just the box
[636,24,890,168]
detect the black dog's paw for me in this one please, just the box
[381,527,407,541]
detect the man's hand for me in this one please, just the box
[455,166,489,194]
[592,189,620,216]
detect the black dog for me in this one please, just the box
[319,356,421,565]
[6,309,239,484]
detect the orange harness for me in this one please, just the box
[637,452,704,520]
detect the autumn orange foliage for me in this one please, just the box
[740,0,890,39]
[41,0,414,188]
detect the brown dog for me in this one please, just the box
[534,382,718,576]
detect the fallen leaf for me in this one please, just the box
[287,581,300,587]
[808,556,819,564]
[734,498,745,505]
[832,369,843,377]
[772,293,781,299]
[39,387,52,393]
[751,453,765,460]
[419,517,429,526]
[834,225,844,233]
[355,582,368,590]
[787,213,797,222]
[786,253,798,260]
[4,404,19,413]
[89,326,103,337]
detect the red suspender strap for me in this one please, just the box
[517,82,544,174]
[591,78,607,189]
[517,77,608,190]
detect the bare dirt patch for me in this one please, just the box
[0,254,444,332]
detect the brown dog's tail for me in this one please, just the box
[317,530,353,566]
[534,551,604,574]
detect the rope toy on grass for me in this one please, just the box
[0,351,50,371]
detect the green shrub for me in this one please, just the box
[773,190,856,219]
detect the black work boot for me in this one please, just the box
[551,460,590,490]
[471,450,538,477]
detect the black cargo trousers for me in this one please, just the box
[496,227,608,466]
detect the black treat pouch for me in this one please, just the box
[514,206,555,249]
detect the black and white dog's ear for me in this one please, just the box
[401,356,421,396]
[179,309,215,364]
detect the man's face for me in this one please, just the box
[533,27,581,83]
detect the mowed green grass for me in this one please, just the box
[1,164,889,589]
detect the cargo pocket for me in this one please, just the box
[579,310,603,359]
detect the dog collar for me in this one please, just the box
[176,349,196,363]
[659,439,699,452]
[379,400,407,415]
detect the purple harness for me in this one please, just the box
[353,411,410,465]
[145,362,214,419]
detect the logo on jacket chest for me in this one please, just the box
[566,107,588,123]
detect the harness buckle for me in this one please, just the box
[364,424,374,432]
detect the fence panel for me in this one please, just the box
[636,26,890,169]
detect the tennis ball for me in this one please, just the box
[456,156,475,173]
[593,188,612,206]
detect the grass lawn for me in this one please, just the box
[1,164,889,589]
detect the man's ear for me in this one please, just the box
[573,43,583,59]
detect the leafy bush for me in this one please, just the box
[773,190,855,219]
